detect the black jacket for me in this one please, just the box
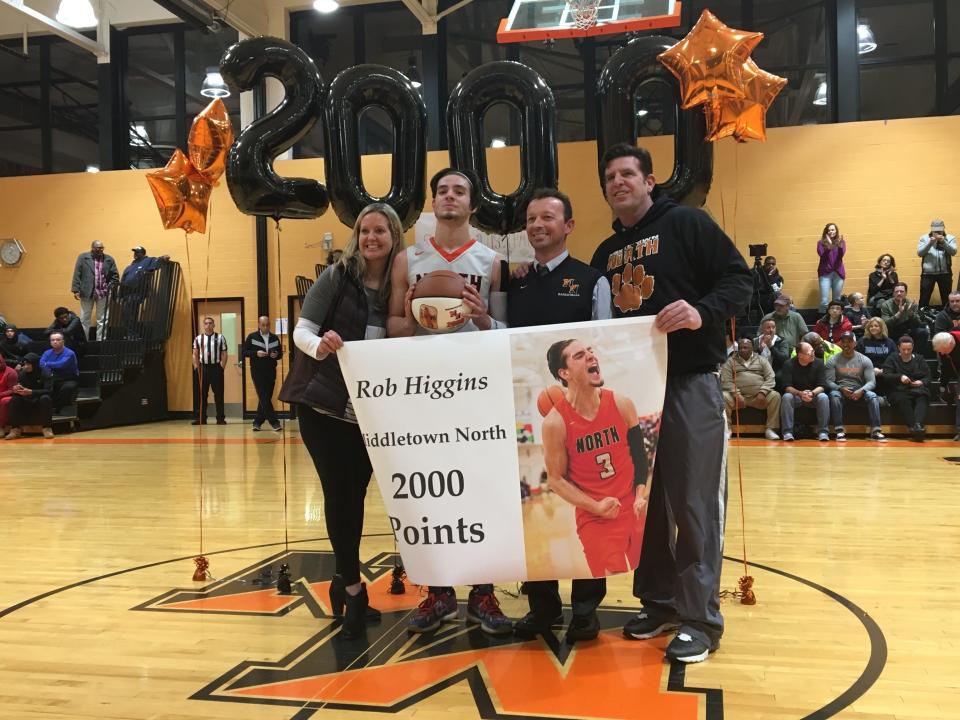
[243,330,283,374]
[1,331,27,368]
[882,353,930,396]
[45,312,86,350]
[867,269,898,306]
[590,196,752,376]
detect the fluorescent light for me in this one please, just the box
[131,124,150,144]
[857,23,877,54]
[637,109,649,117]
[813,80,827,106]
[86,164,99,173]
[201,68,230,99]
[490,137,507,148]
[313,0,340,13]
[56,0,97,29]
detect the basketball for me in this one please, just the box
[412,270,467,333]
[536,385,566,417]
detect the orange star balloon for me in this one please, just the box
[188,98,234,185]
[145,149,213,234]
[658,9,763,109]
[705,60,787,143]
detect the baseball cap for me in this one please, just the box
[773,295,790,306]
[930,219,945,232]
[132,246,146,253]
[839,331,856,341]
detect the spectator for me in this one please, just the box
[45,307,86,353]
[857,317,897,382]
[119,246,169,337]
[0,361,17,430]
[721,338,781,440]
[72,240,118,341]
[933,291,960,334]
[242,316,283,432]
[753,318,789,374]
[817,222,846,313]
[932,331,960,441]
[793,331,842,364]
[843,292,871,336]
[761,295,808,351]
[39,332,79,414]
[917,219,956,308]
[826,331,885,442]
[1,325,27,368]
[779,341,830,442]
[754,255,784,315]
[882,336,931,442]
[814,300,853,343]
[4,353,53,439]
[879,282,929,351]
[867,254,899,310]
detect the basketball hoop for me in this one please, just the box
[567,0,600,30]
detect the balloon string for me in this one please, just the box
[727,316,755,605]
[183,229,204,563]
[274,219,290,553]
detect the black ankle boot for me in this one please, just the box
[329,574,346,616]
[341,584,371,639]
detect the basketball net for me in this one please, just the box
[567,0,600,30]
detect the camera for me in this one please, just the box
[749,243,768,259]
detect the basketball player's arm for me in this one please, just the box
[387,251,416,337]
[615,393,650,517]
[543,411,620,519]
[462,256,508,330]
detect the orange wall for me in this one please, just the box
[2,115,960,411]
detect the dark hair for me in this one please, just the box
[598,143,653,186]
[821,223,840,241]
[875,253,896,269]
[429,168,480,210]
[54,307,69,317]
[546,339,576,387]
[894,281,908,292]
[203,316,214,323]
[898,335,914,346]
[526,188,573,222]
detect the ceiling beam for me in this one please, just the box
[0,0,107,58]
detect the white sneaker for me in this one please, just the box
[764,428,780,440]
[782,432,795,442]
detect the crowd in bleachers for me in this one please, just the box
[726,219,960,442]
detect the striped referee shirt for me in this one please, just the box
[193,332,226,365]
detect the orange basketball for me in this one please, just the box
[536,385,566,417]
[412,270,466,300]
[411,270,467,333]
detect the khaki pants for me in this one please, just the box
[723,389,781,429]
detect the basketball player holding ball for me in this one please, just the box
[388,167,511,636]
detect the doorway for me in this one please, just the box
[192,298,246,419]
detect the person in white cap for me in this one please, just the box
[917,219,956,308]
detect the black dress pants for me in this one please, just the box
[919,273,953,308]
[194,364,225,421]
[889,391,929,428]
[525,578,607,618]
[252,368,278,425]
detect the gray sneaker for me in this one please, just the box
[782,432,795,442]
[623,610,679,640]
[818,432,829,442]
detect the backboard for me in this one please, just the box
[497,0,681,43]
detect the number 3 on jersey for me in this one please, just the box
[596,452,615,479]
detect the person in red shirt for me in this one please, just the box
[0,363,18,430]
[542,339,649,580]
[814,300,853,343]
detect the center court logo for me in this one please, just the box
[134,550,714,719]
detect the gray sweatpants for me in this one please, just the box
[632,372,728,644]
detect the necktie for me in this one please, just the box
[535,264,549,278]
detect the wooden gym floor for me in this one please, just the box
[0,420,958,720]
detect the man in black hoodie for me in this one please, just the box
[590,143,751,664]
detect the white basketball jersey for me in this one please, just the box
[407,237,498,334]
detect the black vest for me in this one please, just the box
[508,255,602,328]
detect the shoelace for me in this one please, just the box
[476,594,505,617]
[416,593,440,613]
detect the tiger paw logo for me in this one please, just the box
[613,262,654,312]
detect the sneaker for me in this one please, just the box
[216,419,227,425]
[466,589,513,636]
[953,433,960,442]
[191,419,207,425]
[870,430,887,442]
[4,428,21,440]
[817,432,829,442]
[408,590,458,634]
[42,428,54,439]
[665,629,719,663]
[566,612,600,642]
[782,432,795,442]
[251,423,262,432]
[271,422,282,432]
[622,610,679,640]
[835,431,846,442]
[513,611,563,639]
[764,428,780,440]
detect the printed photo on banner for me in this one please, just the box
[512,320,666,581]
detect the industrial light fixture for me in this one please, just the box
[131,123,150,144]
[857,23,877,54]
[56,0,98,28]
[813,80,827,106]
[313,0,340,13]
[200,67,230,98]
[405,56,422,88]
[490,137,507,148]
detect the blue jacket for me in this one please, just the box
[40,347,79,378]
[121,256,164,291]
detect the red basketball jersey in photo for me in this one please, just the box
[553,388,634,504]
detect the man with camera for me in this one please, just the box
[917,219,957,308]
[748,245,784,319]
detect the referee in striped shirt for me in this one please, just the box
[192,316,228,425]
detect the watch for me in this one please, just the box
[0,238,24,266]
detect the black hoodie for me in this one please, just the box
[590,196,751,376]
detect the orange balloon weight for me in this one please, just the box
[145,149,213,234]
[658,9,763,109]
[705,60,787,143]
[188,98,234,184]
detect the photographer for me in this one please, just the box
[749,245,783,318]
[917,220,957,308]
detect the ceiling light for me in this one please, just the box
[313,0,340,13]
[200,68,230,99]
[131,124,150,144]
[857,23,877,54]
[637,109,649,117]
[813,80,827,106]
[490,137,507,148]
[405,56,422,89]
[56,0,98,29]
[86,164,99,173]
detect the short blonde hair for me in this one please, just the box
[864,316,889,339]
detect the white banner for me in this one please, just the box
[338,316,667,586]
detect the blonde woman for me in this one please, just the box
[280,203,405,639]
[856,317,896,379]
